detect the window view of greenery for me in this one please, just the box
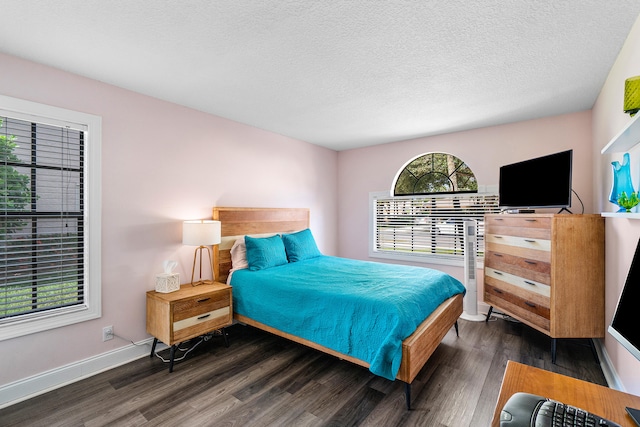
[1,118,83,320]
[394,152,477,196]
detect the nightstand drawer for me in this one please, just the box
[173,306,231,342]
[173,289,231,321]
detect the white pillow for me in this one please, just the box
[230,237,249,272]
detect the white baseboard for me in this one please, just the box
[0,337,167,409]
[593,338,625,392]
[477,301,491,315]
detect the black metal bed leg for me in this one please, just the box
[454,321,459,337]
[551,338,557,364]
[222,328,229,348]
[405,382,412,410]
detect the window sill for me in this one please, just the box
[368,250,485,269]
[0,304,101,341]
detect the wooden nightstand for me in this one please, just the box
[146,282,232,372]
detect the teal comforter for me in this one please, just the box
[230,256,465,380]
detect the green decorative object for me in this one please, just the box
[617,191,640,212]
[624,76,640,117]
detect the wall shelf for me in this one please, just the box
[601,212,640,219]
[601,114,640,154]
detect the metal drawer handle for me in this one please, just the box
[494,288,504,294]
[493,253,503,257]
[494,235,503,239]
[524,260,537,265]
[525,219,537,222]
[197,314,211,320]
[524,239,536,243]
[523,280,536,286]
[493,271,503,275]
[525,301,536,308]
[197,298,211,303]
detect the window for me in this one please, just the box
[393,152,478,195]
[0,95,101,341]
[370,153,499,266]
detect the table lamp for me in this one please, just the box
[182,220,221,286]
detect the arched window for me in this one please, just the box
[371,153,498,266]
[393,152,477,196]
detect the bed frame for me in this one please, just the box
[211,207,463,409]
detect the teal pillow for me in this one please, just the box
[282,228,322,262]
[244,235,288,271]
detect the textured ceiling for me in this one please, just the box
[1,1,639,151]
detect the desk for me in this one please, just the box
[492,361,640,427]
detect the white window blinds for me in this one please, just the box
[371,192,500,265]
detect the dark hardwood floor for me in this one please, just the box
[1,315,607,426]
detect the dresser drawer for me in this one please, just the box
[485,234,551,253]
[484,282,550,332]
[485,251,551,284]
[485,267,550,295]
[173,288,231,322]
[485,215,552,239]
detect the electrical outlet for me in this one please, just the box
[102,326,113,341]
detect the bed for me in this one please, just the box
[211,207,464,409]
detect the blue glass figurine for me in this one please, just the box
[609,153,636,212]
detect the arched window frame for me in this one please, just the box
[370,152,499,266]
[392,152,478,196]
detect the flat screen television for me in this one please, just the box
[608,237,640,426]
[499,149,573,211]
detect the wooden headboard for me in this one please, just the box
[212,207,310,283]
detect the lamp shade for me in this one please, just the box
[624,75,640,117]
[182,220,221,246]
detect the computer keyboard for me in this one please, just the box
[500,392,622,427]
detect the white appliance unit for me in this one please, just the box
[461,219,485,321]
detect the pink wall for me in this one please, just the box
[337,110,594,282]
[0,52,338,386]
[593,14,640,395]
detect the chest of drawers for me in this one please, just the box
[484,214,605,350]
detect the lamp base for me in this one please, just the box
[190,246,215,286]
[191,279,215,287]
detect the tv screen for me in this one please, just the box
[499,150,573,209]
[608,237,640,362]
